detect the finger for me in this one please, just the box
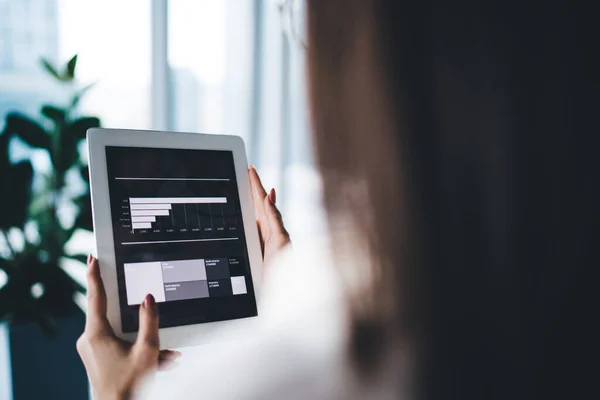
[135,294,160,352]
[263,189,290,241]
[257,212,271,253]
[158,360,180,372]
[158,349,181,370]
[248,165,268,218]
[159,349,182,360]
[85,256,112,334]
[249,166,271,250]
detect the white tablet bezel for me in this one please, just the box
[87,128,263,349]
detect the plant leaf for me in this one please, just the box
[41,105,66,124]
[68,117,101,139]
[52,126,78,175]
[0,282,18,321]
[0,161,33,229]
[7,254,82,327]
[0,127,11,168]
[27,191,52,220]
[70,82,97,109]
[80,165,90,183]
[62,54,78,82]
[5,113,51,149]
[0,258,11,276]
[49,117,99,174]
[40,58,61,81]
[74,194,93,231]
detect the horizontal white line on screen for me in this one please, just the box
[131,209,170,216]
[131,216,156,223]
[115,177,230,181]
[130,197,227,204]
[130,203,172,210]
[121,237,239,246]
[132,222,152,229]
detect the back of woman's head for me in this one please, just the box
[306,1,600,398]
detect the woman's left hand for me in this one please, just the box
[248,166,291,271]
[77,255,181,400]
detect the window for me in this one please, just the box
[58,0,152,129]
[1,0,324,252]
[168,0,253,138]
[166,0,323,239]
[2,1,324,396]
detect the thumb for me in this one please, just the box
[135,294,160,353]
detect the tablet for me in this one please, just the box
[87,128,262,348]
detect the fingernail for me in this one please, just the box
[142,294,154,308]
[167,350,182,359]
[268,188,276,204]
[87,254,92,264]
[147,293,156,307]
[248,164,255,170]
[161,350,182,361]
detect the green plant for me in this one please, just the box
[0,55,100,334]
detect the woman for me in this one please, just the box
[78,0,599,399]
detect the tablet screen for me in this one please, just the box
[105,146,258,332]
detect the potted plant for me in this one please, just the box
[0,55,100,399]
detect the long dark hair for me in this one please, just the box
[307,1,600,398]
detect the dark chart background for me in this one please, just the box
[105,146,257,332]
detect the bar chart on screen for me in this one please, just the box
[119,195,238,239]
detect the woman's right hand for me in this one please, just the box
[77,256,180,400]
[248,166,291,271]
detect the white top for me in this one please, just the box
[138,239,407,399]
